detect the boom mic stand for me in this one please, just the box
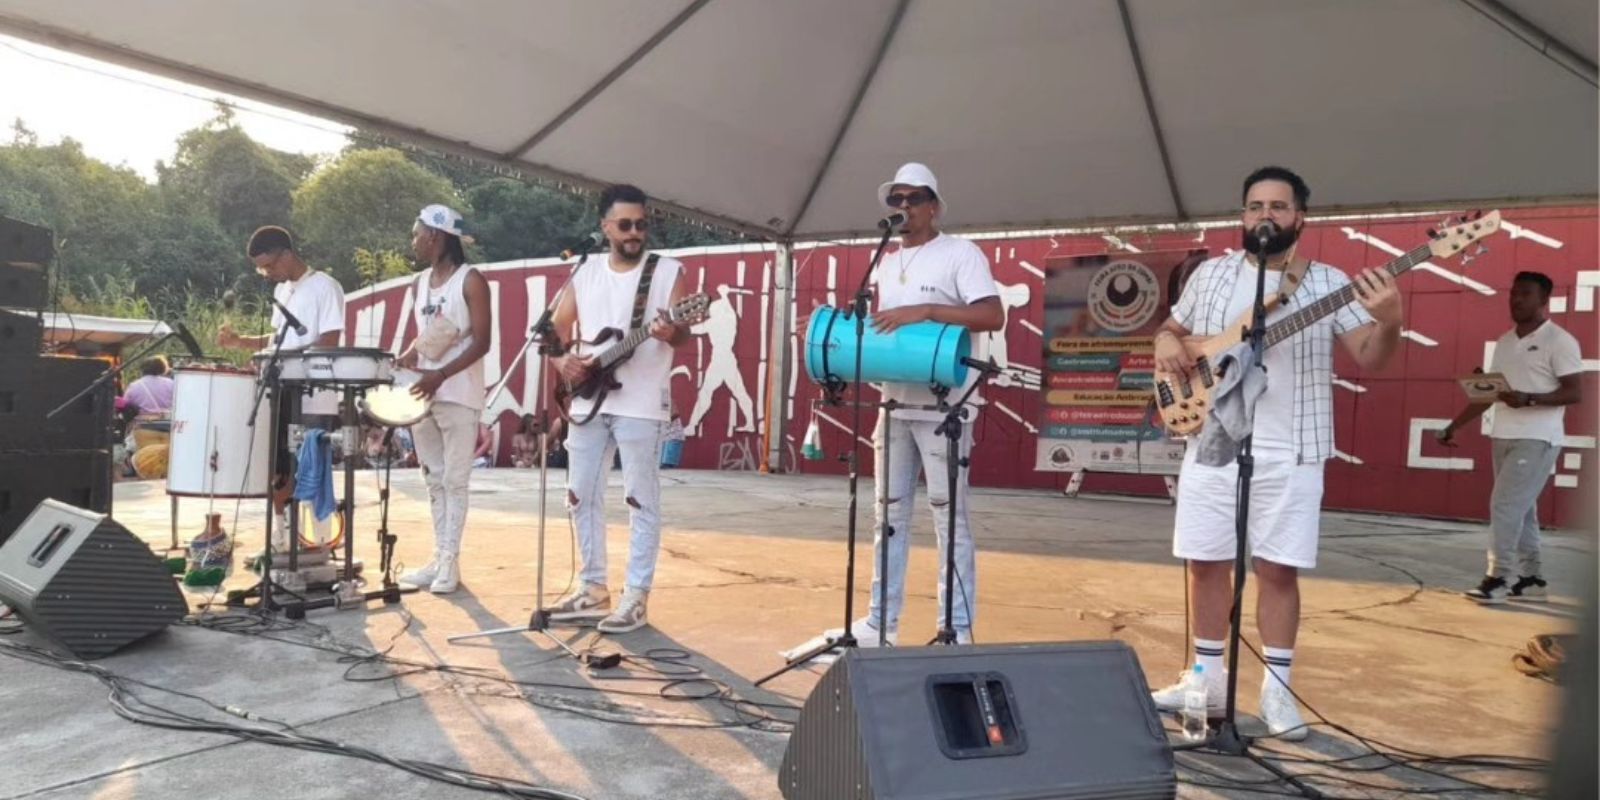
[448,240,596,658]
[926,357,995,645]
[757,220,899,686]
[1170,226,1322,798]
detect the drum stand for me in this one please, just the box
[279,384,418,619]
[756,220,899,686]
[924,359,998,645]
[446,245,593,659]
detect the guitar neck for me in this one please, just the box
[596,312,682,369]
[1263,244,1430,347]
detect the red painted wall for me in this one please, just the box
[347,207,1597,525]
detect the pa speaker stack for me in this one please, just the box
[780,641,1176,800]
[0,216,113,545]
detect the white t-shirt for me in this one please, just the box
[272,268,345,415]
[568,253,684,422]
[872,233,999,422]
[1488,319,1582,445]
[1220,267,1293,451]
[412,265,487,411]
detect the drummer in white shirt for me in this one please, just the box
[218,225,346,544]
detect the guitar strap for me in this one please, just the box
[1266,255,1312,311]
[630,253,662,331]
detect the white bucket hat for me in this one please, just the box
[417,204,475,244]
[877,162,943,213]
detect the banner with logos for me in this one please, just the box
[1035,249,1207,474]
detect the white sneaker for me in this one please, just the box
[1151,666,1226,714]
[549,583,611,621]
[596,590,648,634]
[398,556,440,588]
[429,553,459,594]
[1259,679,1309,741]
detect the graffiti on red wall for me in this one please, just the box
[346,207,1596,524]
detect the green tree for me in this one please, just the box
[291,148,461,287]
[156,104,311,242]
[466,177,590,261]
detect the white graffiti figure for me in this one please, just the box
[689,284,757,435]
[984,282,1033,386]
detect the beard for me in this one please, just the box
[615,239,645,261]
[1241,223,1301,257]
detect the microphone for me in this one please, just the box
[1251,220,1278,242]
[271,297,308,336]
[560,231,605,260]
[961,356,1004,376]
[878,211,907,231]
[172,321,205,358]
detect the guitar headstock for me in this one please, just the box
[1427,210,1500,260]
[672,292,712,326]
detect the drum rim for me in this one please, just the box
[359,391,428,427]
[303,346,393,357]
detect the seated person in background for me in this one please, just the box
[471,422,495,469]
[123,357,175,417]
[512,414,540,468]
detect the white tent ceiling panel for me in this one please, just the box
[0,0,1590,239]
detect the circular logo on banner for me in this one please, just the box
[1087,260,1160,333]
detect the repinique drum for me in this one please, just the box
[303,347,394,388]
[359,369,429,427]
[167,366,271,498]
[251,349,308,382]
[804,305,971,388]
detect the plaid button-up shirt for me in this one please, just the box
[1170,252,1372,463]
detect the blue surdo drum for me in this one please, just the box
[804,305,971,388]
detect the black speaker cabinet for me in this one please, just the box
[781,641,1175,800]
[0,450,112,545]
[0,216,53,268]
[0,499,183,659]
[0,309,42,355]
[0,263,47,311]
[0,355,114,452]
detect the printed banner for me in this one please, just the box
[1035,249,1207,474]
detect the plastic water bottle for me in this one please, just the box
[1181,664,1209,741]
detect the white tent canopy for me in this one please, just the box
[0,0,1593,239]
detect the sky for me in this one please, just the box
[0,34,349,179]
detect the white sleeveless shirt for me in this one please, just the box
[413,264,486,411]
[568,253,682,422]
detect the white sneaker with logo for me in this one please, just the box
[1259,678,1309,741]
[399,555,440,589]
[596,590,649,634]
[549,583,611,621]
[429,553,460,594]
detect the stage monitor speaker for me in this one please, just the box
[0,499,184,659]
[0,355,114,451]
[780,641,1175,800]
[0,309,43,355]
[0,216,53,268]
[0,450,112,545]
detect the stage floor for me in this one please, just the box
[1,468,1581,798]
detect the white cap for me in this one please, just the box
[877,162,943,212]
[417,204,474,244]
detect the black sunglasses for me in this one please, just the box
[885,190,934,208]
[611,218,650,233]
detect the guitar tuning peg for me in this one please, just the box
[1426,227,1438,238]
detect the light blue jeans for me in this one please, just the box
[867,411,978,636]
[565,414,665,592]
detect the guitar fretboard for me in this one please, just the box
[595,306,693,369]
[1263,244,1431,347]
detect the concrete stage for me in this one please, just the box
[1,468,1582,799]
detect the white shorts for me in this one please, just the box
[1172,448,1325,569]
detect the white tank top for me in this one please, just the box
[413,264,486,411]
[568,253,682,422]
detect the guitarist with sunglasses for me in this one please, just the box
[546,184,691,634]
[1148,166,1403,740]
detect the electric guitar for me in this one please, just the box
[556,292,711,423]
[1153,211,1501,435]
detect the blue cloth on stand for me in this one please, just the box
[294,429,337,521]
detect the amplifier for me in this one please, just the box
[0,355,114,452]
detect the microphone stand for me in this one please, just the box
[757,219,899,686]
[447,241,595,659]
[927,357,996,645]
[1170,230,1323,799]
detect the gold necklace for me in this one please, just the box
[897,237,930,285]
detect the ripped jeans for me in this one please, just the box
[565,413,665,592]
[866,411,978,636]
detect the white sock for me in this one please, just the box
[1194,638,1226,677]
[1264,646,1293,688]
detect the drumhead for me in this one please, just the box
[360,370,428,427]
[303,347,392,357]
